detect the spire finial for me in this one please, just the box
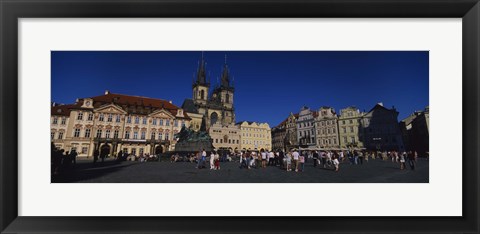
[224,54,227,64]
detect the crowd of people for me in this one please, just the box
[51,143,78,175]
[52,140,421,176]
[140,147,421,173]
[234,149,420,172]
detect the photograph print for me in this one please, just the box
[50,51,429,183]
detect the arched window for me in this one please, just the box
[200,90,205,100]
[226,93,230,103]
[210,112,218,125]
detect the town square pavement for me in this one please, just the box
[52,157,429,183]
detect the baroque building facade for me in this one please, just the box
[315,106,340,149]
[338,106,365,149]
[238,121,271,151]
[50,91,191,157]
[271,121,287,151]
[209,123,241,151]
[296,106,317,148]
[400,106,429,155]
[361,103,405,151]
[284,112,299,150]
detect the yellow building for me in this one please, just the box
[237,121,271,151]
[51,91,191,157]
[338,106,364,149]
[209,123,241,152]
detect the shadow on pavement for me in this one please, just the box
[52,160,139,183]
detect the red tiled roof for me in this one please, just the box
[275,113,299,128]
[51,104,78,116]
[52,92,191,119]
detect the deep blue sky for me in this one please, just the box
[51,51,428,127]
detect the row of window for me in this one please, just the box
[70,146,89,155]
[299,137,315,144]
[242,133,270,138]
[242,140,268,146]
[52,117,67,125]
[51,131,64,140]
[342,136,357,144]
[318,138,338,145]
[76,112,95,121]
[242,128,268,132]
[317,128,337,135]
[74,112,185,127]
[69,128,172,141]
[299,129,315,137]
[214,139,239,144]
[122,147,144,156]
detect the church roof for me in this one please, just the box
[181,99,199,114]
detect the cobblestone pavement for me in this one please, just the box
[52,157,429,183]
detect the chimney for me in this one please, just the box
[169,100,172,104]
[377,102,383,106]
[105,90,110,95]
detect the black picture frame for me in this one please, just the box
[1,0,479,233]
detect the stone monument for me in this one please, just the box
[174,125,213,153]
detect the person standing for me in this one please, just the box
[332,151,340,172]
[268,150,275,166]
[275,151,280,166]
[70,150,78,165]
[279,151,285,168]
[201,149,207,168]
[292,149,300,172]
[214,151,220,170]
[260,149,267,168]
[93,149,99,163]
[399,152,406,170]
[313,151,319,167]
[196,151,202,169]
[358,151,364,165]
[299,154,305,172]
[407,151,416,170]
[210,151,215,170]
[285,152,292,171]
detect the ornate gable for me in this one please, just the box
[149,109,175,119]
[94,104,127,114]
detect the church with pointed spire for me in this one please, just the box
[182,52,236,131]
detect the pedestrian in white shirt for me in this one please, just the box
[292,150,300,172]
[210,151,215,170]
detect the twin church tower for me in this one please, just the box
[185,53,236,130]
